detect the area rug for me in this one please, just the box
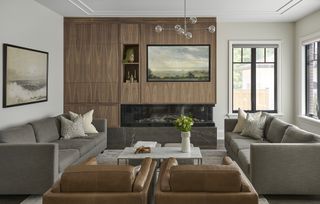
[21,149,269,204]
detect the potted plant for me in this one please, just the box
[175,115,194,153]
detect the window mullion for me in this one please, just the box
[317,42,320,116]
[274,48,278,112]
[251,48,256,112]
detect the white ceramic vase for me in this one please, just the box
[181,131,191,153]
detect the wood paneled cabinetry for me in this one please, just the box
[64,21,120,127]
[64,18,216,128]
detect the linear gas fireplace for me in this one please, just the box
[121,104,215,127]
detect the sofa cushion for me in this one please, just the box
[86,133,106,146]
[0,124,36,143]
[60,165,136,192]
[263,113,275,138]
[225,132,248,146]
[59,149,80,172]
[238,149,251,177]
[170,165,242,192]
[51,138,96,156]
[229,138,266,156]
[30,117,60,142]
[266,118,290,143]
[133,158,152,192]
[281,126,320,143]
[160,158,178,192]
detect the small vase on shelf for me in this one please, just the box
[181,131,191,153]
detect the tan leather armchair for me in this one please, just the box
[43,157,157,204]
[156,156,258,204]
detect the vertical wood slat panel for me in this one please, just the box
[64,21,120,127]
[64,83,119,104]
[120,24,140,44]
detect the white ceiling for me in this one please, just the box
[35,0,320,22]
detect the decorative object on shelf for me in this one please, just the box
[154,0,215,39]
[123,48,135,63]
[134,146,151,154]
[130,75,134,83]
[3,44,48,108]
[175,115,194,153]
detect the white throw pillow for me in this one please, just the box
[69,110,98,134]
[240,112,266,139]
[60,116,87,139]
[232,108,247,133]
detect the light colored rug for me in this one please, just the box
[21,149,269,204]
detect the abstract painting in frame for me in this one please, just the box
[147,45,210,82]
[3,44,48,108]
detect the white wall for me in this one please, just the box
[0,0,63,129]
[215,22,295,138]
[295,10,320,134]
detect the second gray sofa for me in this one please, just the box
[225,115,320,195]
[0,116,107,195]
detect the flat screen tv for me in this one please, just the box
[147,45,210,82]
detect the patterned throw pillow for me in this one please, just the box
[69,110,98,134]
[240,112,266,139]
[60,116,87,139]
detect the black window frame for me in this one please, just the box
[232,47,278,113]
[305,41,320,119]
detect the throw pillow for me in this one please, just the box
[240,112,266,139]
[69,110,98,134]
[281,126,318,143]
[60,116,87,139]
[232,108,247,133]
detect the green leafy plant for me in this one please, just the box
[175,115,194,132]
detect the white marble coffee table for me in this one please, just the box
[117,146,203,165]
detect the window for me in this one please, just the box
[231,44,278,113]
[305,41,320,119]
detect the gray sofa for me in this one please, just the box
[225,116,320,195]
[0,116,107,195]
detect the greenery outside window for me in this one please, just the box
[231,44,278,113]
[305,41,320,119]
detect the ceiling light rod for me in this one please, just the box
[154,0,216,39]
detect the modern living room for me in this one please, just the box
[1,0,320,203]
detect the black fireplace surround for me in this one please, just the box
[121,104,215,127]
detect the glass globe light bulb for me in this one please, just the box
[174,24,182,32]
[178,28,185,35]
[208,25,216,33]
[185,32,192,39]
[155,25,163,33]
[189,17,197,24]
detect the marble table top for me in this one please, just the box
[117,146,202,160]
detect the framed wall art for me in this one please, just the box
[3,44,48,108]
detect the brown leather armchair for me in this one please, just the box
[156,156,258,204]
[43,157,157,204]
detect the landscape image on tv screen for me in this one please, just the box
[147,45,210,82]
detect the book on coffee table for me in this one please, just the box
[134,141,157,148]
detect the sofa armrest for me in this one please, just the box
[224,119,238,132]
[92,118,107,133]
[250,143,320,195]
[0,143,59,194]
